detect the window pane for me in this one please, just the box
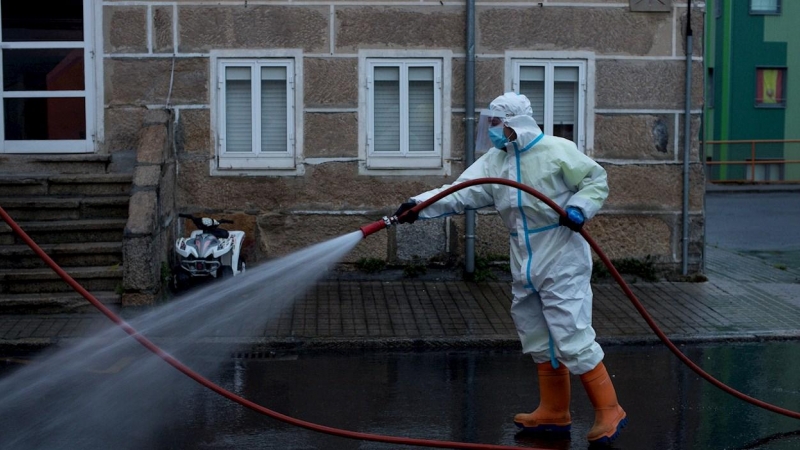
[261,66,287,153]
[3,49,84,91]
[225,67,252,153]
[408,67,434,152]
[519,65,545,127]
[1,0,83,42]
[520,80,545,129]
[706,67,715,108]
[553,67,578,141]
[554,66,578,82]
[751,0,779,13]
[4,97,85,140]
[755,68,786,106]
[373,67,400,152]
[520,66,544,82]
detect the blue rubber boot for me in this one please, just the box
[514,362,572,433]
[580,362,627,444]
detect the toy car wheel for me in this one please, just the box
[173,271,191,292]
[220,266,234,279]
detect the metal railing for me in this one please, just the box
[703,139,800,184]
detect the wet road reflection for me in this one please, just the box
[2,341,799,449]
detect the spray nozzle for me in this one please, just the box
[360,216,396,238]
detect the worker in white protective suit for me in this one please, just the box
[394,92,627,444]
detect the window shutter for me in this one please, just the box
[553,67,578,125]
[373,66,400,152]
[260,66,288,153]
[408,67,434,153]
[519,66,545,126]
[225,66,252,153]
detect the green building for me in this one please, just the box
[705,0,800,183]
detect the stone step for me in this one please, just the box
[0,177,46,196]
[0,196,129,221]
[0,266,123,294]
[49,173,132,196]
[0,219,127,245]
[0,154,111,175]
[0,242,123,269]
[0,291,121,314]
[0,173,132,197]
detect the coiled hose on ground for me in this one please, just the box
[1,177,798,450]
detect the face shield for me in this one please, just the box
[475,109,512,155]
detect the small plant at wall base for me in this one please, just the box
[355,257,386,274]
[591,255,658,283]
[161,262,172,285]
[403,257,427,278]
[465,255,511,283]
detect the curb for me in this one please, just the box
[4,331,800,355]
[705,184,800,194]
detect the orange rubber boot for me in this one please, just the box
[579,362,627,444]
[514,362,572,433]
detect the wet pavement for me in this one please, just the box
[2,342,799,449]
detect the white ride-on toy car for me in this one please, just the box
[172,213,245,291]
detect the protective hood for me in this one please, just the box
[487,92,542,151]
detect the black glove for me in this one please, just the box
[558,206,585,232]
[394,202,419,224]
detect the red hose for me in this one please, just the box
[0,205,531,450]
[3,175,798,450]
[404,177,800,421]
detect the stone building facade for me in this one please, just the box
[3,1,706,299]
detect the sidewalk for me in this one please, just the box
[2,246,800,353]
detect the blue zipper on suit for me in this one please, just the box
[513,134,558,369]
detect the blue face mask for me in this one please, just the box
[488,126,508,149]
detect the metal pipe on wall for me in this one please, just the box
[682,1,693,275]
[464,0,476,274]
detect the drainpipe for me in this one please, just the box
[682,1,693,275]
[464,0,476,274]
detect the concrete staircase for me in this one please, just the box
[0,155,131,314]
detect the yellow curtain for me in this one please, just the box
[762,69,779,104]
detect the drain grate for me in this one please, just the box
[229,351,297,361]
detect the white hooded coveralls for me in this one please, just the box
[411,93,609,374]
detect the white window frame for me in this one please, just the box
[506,51,595,154]
[210,49,303,176]
[0,0,97,153]
[359,50,452,176]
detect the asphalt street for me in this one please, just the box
[705,191,800,270]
